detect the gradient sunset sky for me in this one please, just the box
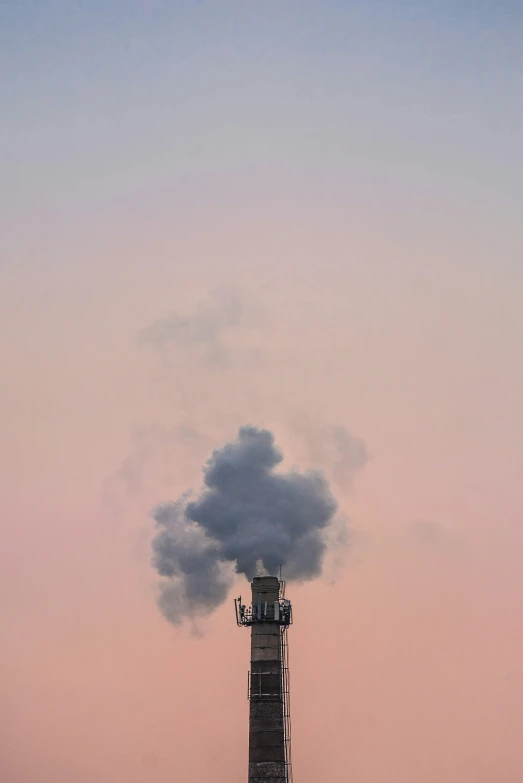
[2,2,523,782]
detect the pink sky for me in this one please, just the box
[2,222,522,781]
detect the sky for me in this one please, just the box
[1,1,523,781]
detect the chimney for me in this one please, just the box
[235,576,293,783]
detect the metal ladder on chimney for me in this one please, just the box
[280,627,293,783]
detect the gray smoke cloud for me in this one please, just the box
[151,426,339,625]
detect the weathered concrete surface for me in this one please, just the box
[249,761,287,781]
[251,633,280,647]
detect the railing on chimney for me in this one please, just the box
[234,597,292,627]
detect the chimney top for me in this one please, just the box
[251,575,280,587]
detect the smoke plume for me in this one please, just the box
[151,426,339,624]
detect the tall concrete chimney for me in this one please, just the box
[235,576,293,783]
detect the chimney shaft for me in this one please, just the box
[236,576,292,783]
